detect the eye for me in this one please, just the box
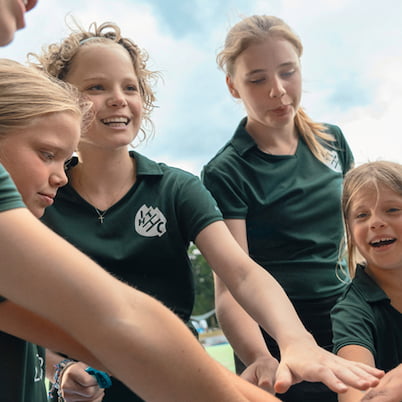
[352,211,368,220]
[40,151,55,161]
[280,69,295,78]
[249,78,265,85]
[126,84,139,92]
[387,207,401,213]
[87,84,104,91]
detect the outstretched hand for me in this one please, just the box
[360,364,402,402]
[240,355,279,394]
[273,342,384,394]
[59,361,105,402]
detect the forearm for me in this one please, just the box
[216,284,274,366]
[229,263,314,349]
[0,210,259,401]
[0,300,104,370]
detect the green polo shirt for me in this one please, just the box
[0,164,25,212]
[43,151,223,402]
[331,265,402,372]
[0,332,47,402]
[202,118,353,300]
[0,165,46,402]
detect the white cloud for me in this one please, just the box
[3,0,402,174]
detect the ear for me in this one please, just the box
[226,75,240,99]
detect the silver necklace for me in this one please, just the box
[94,207,107,224]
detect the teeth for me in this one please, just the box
[370,238,395,247]
[102,117,129,124]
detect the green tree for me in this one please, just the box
[189,243,215,315]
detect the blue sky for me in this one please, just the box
[3,0,402,174]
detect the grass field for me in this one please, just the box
[205,343,235,372]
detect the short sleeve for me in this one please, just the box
[331,290,376,356]
[202,162,249,219]
[174,171,223,241]
[0,164,25,212]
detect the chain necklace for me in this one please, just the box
[72,160,136,224]
[94,208,107,224]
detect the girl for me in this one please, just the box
[331,161,402,402]
[0,58,279,402]
[0,58,88,402]
[202,15,355,401]
[32,21,381,401]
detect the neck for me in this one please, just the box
[246,120,298,155]
[70,146,136,211]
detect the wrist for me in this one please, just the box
[48,358,76,397]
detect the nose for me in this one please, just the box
[269,77,286,99]
[50,167,68,188]
[369,215,386,230]
[107,88,127,107]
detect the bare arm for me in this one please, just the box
[0,301,104,369]
[337,345,375,402]
[195,219,383,394]
[0,208,278,402]
[209,218,279,393]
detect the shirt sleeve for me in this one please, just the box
[174,170,223,241]
[0,164,25,212]
[201,162,249,219]
[331,287,376,356]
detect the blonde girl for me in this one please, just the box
[203,15,356,401]
[331,161,402,402]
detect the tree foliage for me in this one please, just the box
[189,243,215,315]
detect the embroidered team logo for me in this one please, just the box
[322,149,342,173]
[135,204,167,237]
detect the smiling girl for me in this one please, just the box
[331,160,402,402]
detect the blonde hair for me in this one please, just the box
[29,21,159,140]
[217,15,335,162]
[0,58,92,135]
[342,160,402,276]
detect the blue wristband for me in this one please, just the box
[85,367,112,388]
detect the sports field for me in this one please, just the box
[205,342,235,372]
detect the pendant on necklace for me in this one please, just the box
[95,208,107,224]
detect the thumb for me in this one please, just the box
[274,364,293,394]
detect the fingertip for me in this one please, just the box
[274,380,289,394]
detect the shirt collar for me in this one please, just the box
[230,117,258,156]
[66,151,163,177]
[129,150,163,176]
[354,264,390,304]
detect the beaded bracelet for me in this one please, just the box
[48,358,76,398]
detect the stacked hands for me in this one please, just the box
[55,342,388,402]
[240,342,386,399]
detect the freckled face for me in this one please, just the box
[227,37,302,133]
[0,112,80,217]
[65,43,143,150]
[348,185,402,273]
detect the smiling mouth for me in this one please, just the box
[101,117,130,126]
[370,238,396,247]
